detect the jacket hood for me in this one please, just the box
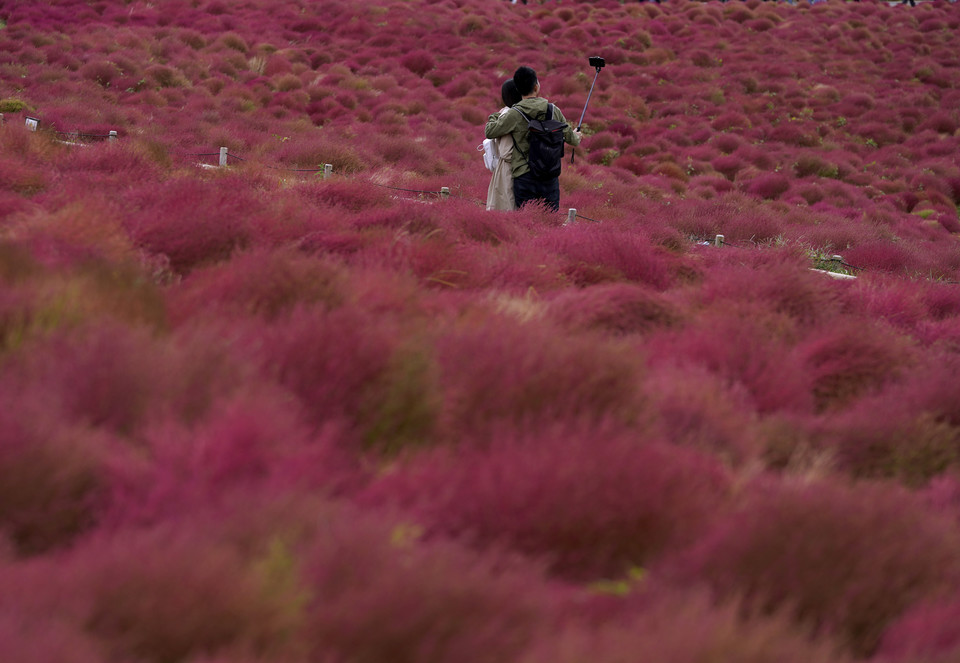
[513,97,552,119]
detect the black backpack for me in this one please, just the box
[513,104,567,181]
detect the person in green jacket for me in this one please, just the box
[484,66,582,211]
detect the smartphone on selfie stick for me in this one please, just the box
[572,56,605,164]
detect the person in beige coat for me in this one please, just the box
[486,79,522,211]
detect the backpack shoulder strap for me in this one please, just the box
[509,105,531,162]
[512,106,530,123]
[546,103,554,121]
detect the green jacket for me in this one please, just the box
[485,97,581,179]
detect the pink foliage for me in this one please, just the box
[523,590,853,663]
[745,172,791,200]
[797,320,914,411]
[299,508,552,663]
[878,598,960,661]
[434,316,645,438]
[546,282,683,335]
[168,247,345,323]
[643,362,763,465]
[0,402,109,555]
[125,176,259,272]
[0,608,105,663]
[533,225,677,289]
[646,305,814,414]
[671,478,960,656]
[6,1,960,659]
[399,50,436,77]
[362,427,730,580]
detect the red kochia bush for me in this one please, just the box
[3,321,252,439]
[400,49,435,77]
[14,524,302,663]
[243,305,401,436]
[796,320,913,411]
[698,252,842,327]
[168,247,345,323]
[100,390,357,529]
[362,428,730,580]
[0,607,105,663]
[299,508,551,663]
[745,172,791,200]
[0,403,109,556]
[842,240,923,275]
[125,176,257,272]
[646,304,814,414]
[4,324,164,436]
[643,362,763,466]
[878,598,960,661]
[533,225,676,289]
[522,590,853,663]
[672,478,960,656]
[434,316,645,438]
[815,351,960,485]
[546,282,684,335]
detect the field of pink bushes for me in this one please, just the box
[2,0,960,660]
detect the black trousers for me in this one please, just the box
[514,172,560,212]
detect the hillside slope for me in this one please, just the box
[2,1,960,662]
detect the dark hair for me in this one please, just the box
[513,66,538,97]
[501,79,521,107]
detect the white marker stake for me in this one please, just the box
[219,146,228,167]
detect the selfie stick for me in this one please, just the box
[572,57,604,164]
[577,67,602,131]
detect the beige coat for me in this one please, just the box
[486,108,516,211]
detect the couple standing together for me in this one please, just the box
[485,66,582,212]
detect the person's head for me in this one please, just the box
[501,78,521,107]
[513,66,539,97]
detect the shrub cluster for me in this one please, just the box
[3,0,960,660]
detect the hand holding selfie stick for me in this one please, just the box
[571,56,605,164]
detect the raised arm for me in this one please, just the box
[556,107,582,146]
[485,108,520,139]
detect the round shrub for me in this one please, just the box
[362,429,730,580]
[797,321,913,411]
[546,282,683,336]
[522,591,852,663]
[433,316,645,437]
[879,598,960,661]
[79,60,121,88]
[745,173,791,200]
[400,50,435,77]
[673,478,960,656]
[126,177,256,273]
[300,510,550,663]
[0,407,109,555]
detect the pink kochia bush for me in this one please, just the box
[545,282,684,336]
[298,505,552,663]
[521,590,853,663]
[1,498,555,663]
[362,426,731,581]
[124,175,263,273]
[671,478,960,656]
[5,0,960,660]
[241,305,400,434]
[433,316,645,439]
[877,598,960,662]
[0,402,109,556]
